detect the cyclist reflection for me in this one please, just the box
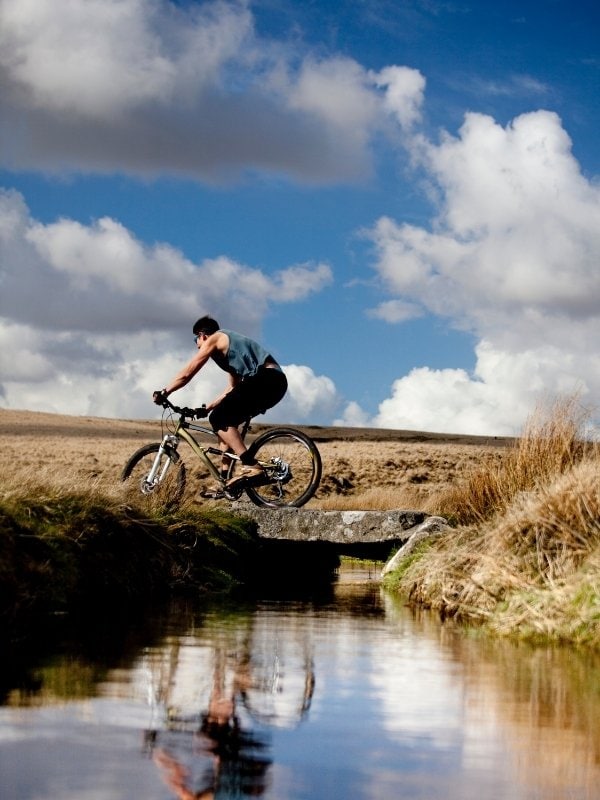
[149,650,271,798]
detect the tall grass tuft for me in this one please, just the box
[387,395,600,646]
[431,395,592,525]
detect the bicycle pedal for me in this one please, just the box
[200,489,227,499]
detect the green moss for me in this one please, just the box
[381,539,433,592]
[571,584,600,612]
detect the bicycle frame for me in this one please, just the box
[123,398,322,507]
[151,413,253,487]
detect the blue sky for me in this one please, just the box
[1,0,599,434]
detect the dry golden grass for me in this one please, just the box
[433,395,594,524]
[316,439,505,509]
[387,398,600,646]
[0,407,505,510]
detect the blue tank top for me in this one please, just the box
[212,329,281,378]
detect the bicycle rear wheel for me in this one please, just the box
[244,428,322,508]
[121,442,186,507]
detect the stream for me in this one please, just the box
[1,563,599,799]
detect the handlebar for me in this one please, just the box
[158,397,208,419]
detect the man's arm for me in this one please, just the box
[160,334,218,396]
[205,372,238,411]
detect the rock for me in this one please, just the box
[380,516,449,576]
[234,504,432,545]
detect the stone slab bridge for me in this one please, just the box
[235,505,449,572]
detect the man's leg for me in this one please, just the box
[216,426,264,486]
[201,427,250,498]
[216,425,248,458]
[209,381,267,484]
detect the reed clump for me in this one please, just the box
[430,396,591,525]
[386,397,600,646]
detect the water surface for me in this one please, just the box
[1,565,598,799]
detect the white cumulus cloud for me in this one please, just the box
[0,189,336,419]
[373,65,426,130]
[365,109,600,435]
[0,0,424,184]
[273,364,341,424]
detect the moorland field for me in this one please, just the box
[0,407,509,511]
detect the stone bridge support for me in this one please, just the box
[235,505,449,571]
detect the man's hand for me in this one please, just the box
[153,389,168,405]
[194,405,208,419]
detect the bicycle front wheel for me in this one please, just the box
[245,428,322,508]
[121,442,186,507]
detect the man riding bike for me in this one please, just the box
[153,316,288,493]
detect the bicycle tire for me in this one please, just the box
[121,442,186,506]
[244,428,322,508]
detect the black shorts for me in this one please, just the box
[209,368,288,431]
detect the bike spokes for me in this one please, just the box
[245,430,321,508]
[121,443,186,507]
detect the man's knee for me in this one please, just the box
[210,404,244,431]
[209,407,227,432]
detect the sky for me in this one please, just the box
[0,0,599,435]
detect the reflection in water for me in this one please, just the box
[129,601,317,798]
[446,622,600,799]
[147,643,272,799]
[0,566,598,800]
[383,593,600,800]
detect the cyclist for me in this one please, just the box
[153,316,287,492]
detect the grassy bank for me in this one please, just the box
[0,480,261,633]
[2,399,598,648]
[384,398,600,647]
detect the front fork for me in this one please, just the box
[147,434,179,485]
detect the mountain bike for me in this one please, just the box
[121,398,322,508]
